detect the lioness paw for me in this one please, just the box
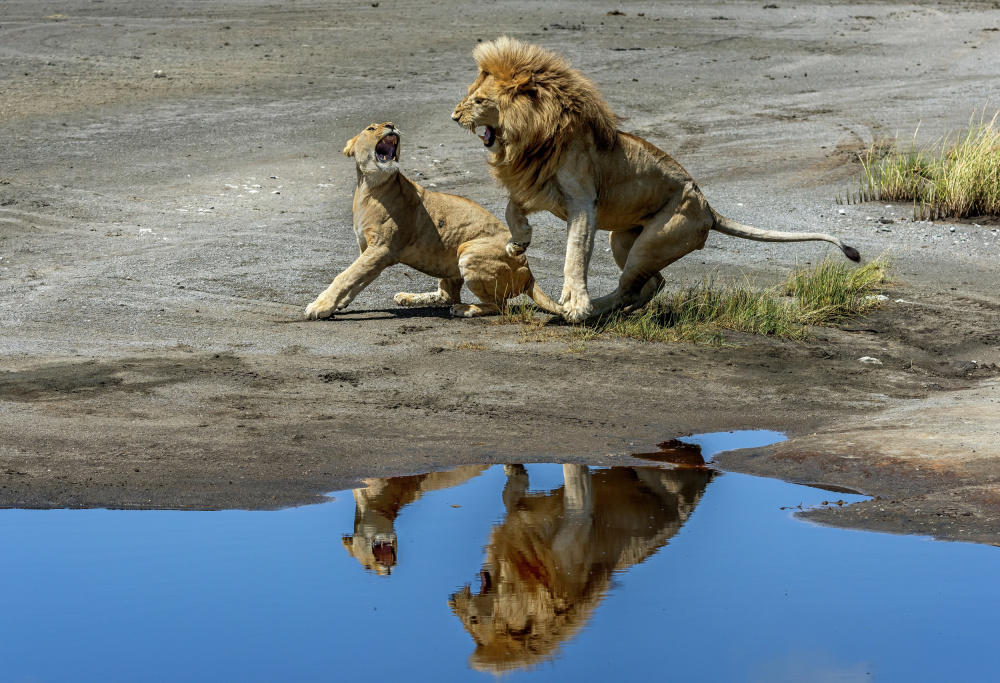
[304,297,336,320]
[449,304,477,318]
[505,239,528,257]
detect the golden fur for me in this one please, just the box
[452,36,860,322]
[304,122,561,320]
[449,464,713,672]
[342,466,488,576]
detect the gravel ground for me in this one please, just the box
[1,0,999,541]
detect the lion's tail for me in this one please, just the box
[526,278,564,316]
[711,210,861,262]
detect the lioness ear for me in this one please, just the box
[343,134,361,157]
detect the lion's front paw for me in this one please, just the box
[505,239,529,257]
[304,296,336,320]
[561,289,593,323]
[559,283,572,306]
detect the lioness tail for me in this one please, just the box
[711,210,861,262]
[526,278,564,316]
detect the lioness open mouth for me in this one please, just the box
[475,125,496,148]
[375,133,399,163]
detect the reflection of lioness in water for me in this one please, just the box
[449,464,713,672]
[304,122,561,319]
[342,466,488,576]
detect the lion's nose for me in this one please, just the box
[451,111,461,121]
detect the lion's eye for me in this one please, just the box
[367,126,376,131]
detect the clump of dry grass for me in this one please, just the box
[507,256,891,347]
[839,110,1000,220]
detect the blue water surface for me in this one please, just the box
[1,431,998,682]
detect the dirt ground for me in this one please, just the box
[2,0,999,542]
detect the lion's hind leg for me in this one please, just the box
[394,277,463,308]
[591,184,711,318]
[449,239,530,318]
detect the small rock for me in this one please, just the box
[838,209,846,215]
[153,70,165,78]
[858,356,883,365]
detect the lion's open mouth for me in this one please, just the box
[475,125,496,148]
[375,134,399,163]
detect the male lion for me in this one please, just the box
[449,464,713,672]
[452,37,861,323]
[304,122,561,319]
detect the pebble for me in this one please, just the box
[858,356,883,365]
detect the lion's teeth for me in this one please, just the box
[475,126,487,138]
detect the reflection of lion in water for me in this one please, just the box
[449,464,713,672]
[341,465,487,575]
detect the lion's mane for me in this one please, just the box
[472,36,622,202]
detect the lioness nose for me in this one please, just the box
[451,111,460,121]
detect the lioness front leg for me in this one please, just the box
[504,201,532,256]
[394,277,463,308]
[560,203,597,323]
[304,246,396,319]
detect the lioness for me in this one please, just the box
[452,37,861,323]
[342,466,488,576]
[304,122,561,319]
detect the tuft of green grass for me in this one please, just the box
[840,109,1000,219]
[569,256,892,346]
[782,256,892,325]
[498,295,537,325]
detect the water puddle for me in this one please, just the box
[3,431,1000,681]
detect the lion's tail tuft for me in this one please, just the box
[841,244,862,262]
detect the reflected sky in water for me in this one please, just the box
[2,431,1000,681]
